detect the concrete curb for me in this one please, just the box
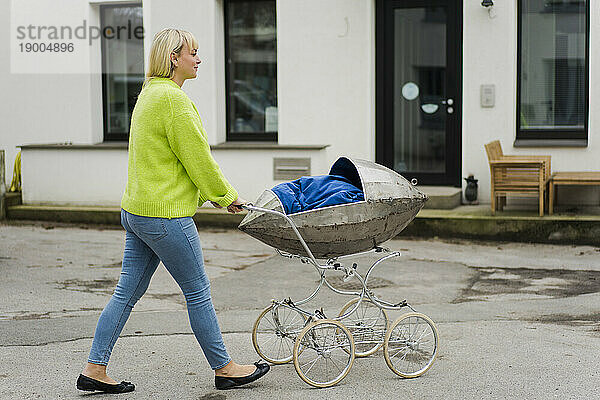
[6,203,600,246]
[6,204,244,227]
[0,150,5,220]
[403,211,600,246]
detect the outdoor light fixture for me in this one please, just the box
[481,0,497,19]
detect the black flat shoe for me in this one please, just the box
[215,362,270,390]
[76,374,135,394]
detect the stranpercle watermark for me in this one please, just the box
[15,19,144,46]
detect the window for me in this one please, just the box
[225,0,277,141]
[517,0,589,143]
[101,4,144,141]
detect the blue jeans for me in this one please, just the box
[87,209,231,370]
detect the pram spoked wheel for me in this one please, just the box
[383,312,438,378]
[293,319,355,388]
[338,298,389,357]
[252,304,306,364]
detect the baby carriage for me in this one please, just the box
[238,157,438,388]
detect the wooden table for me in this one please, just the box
[549,172,600,214]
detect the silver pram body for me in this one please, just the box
[238,157,428,258]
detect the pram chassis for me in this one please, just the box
[243,204,438,388]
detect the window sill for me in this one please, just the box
[513,139,588,148]
[211,142,329,150]
[89,0,141,4]
[19,142,128,150]
[19,142,331,151]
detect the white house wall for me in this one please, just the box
[0,0,104,189]
[276,0,375,161]
[211,149,330,203]
[21,149,128,205]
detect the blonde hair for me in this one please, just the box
[144,28,198,87]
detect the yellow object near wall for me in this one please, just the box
[9,151,21,192]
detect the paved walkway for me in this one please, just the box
[1,222,599,399]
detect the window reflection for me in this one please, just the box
[101,5,144,141]
[226,0,277,140]
[519,0,587,134]
[393,7,446,174]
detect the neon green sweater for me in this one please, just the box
[121,77,238,218]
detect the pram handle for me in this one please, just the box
[240,203,320,266]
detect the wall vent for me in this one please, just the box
[273,158,311,180]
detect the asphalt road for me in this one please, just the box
[1,221,599,399]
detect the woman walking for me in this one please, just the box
[76,28,269,394]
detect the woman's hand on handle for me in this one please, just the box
[227,197,246,214]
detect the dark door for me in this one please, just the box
[377,0,462,186]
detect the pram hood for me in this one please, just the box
[328,157,425,202]
[238,157,428,258]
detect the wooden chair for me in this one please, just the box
[484,140,551,216]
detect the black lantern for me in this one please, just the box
[481,0,494,7]
[464,175,479,204]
